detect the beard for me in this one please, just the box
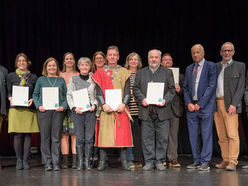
[149,62,160,69]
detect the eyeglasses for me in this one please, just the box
[95,57,104,61]
[222,49,234,53]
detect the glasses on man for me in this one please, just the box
[222,49,234,53]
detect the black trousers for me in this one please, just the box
[38,110,65,166]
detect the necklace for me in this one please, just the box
[47,77,58,87]
[104,68,120,79]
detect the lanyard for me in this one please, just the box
[193,62,205,76]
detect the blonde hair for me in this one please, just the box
[124,52,142,70]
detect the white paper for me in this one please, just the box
[12,85,29,106]
[72,88,90,112]
[169,67,179,85]
[42,87,59,110]
[105,89,122,110]
[146,82,165,104]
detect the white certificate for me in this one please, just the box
[72,88,90,112]
[105,89,122,110]
[12,85,29,107]
[169,67,179,85]
[146,82,164,104]
[42,87,59,110]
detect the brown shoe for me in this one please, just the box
[226,162,236,171]
[169,160,181,167]
[215,161,229,169]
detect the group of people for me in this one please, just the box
[0,42,248,172]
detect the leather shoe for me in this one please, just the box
[226,162,236,171]
[215,161,229,169]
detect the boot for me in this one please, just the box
[84,145,92,171]
[16,159,23,170]
[97,149,106,171]
[120,148,131,171]
[76,146,84,171]
[72,154,77,169]
[61,154,69,169]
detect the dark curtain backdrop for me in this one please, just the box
[1,0,248,156]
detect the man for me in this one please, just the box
[214,42,245,171]
[184,44,217,171]
[92,45,132,171]
[243,69,248,169]
[133,49,175,171]
[161,53,184,167]
[0,65,8,169]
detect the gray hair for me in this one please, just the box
[148,49,162,59]
[77,57,92,68]
[221,42,235,51]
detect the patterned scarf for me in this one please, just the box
[16,69,31,86]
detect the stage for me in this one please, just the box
[0,155,248,186]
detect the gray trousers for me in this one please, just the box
[38,110,65,166]
[71,111,96,149]
[141,119,170,164]
[167,116,180,161]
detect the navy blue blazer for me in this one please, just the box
[183,60,217,113]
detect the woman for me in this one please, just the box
[67,57,97,170]
[91,51,106,166]
[124,52,143,169]
[7,53,39,170]
[33,57,67,171]
[91,51,106,73]
[60,52,79,169]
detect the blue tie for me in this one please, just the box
[192,64,199,98]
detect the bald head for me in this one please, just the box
[191,44,205,63]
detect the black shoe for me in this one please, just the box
[61,155,69,169]
[16,159,23,170]
[98,161,105,171]
[198,163,210,171]
[23,160,30,170]
[72,154,77,169]
[186,162,201,169]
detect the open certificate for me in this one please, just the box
[146,82,164,104]
[72,88,90,112]
[105,89,122,111]
[42,87,59,110]
[12,85,29,106]
[169,67,179,85]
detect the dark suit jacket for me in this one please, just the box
[184,60,217,113]
[217,60,245,113]
[171,73,184,117]
[133,66,176,121]
[0,65,8,115]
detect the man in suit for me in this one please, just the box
[0,65,8,169]
[133,49,176,171]
[214,42,245,171]
[184,44,217,171]
[161,53,184,167]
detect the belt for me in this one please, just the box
[216,97,224,100]
[192,100,198,104]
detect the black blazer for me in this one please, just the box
[133,66,176,121]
